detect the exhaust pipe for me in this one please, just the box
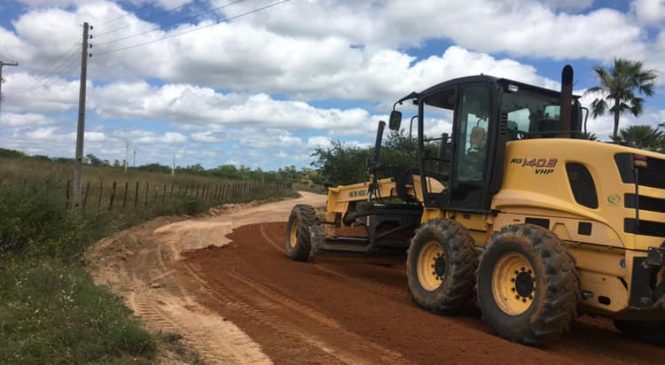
[373,120,386,167]
[559,65,573,138]
[368,121,386,194]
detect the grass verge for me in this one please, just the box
[0,180,296,364]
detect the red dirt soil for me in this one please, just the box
[180,221,665,365]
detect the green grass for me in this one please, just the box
[0,158,298,364]
[0,257,156,365]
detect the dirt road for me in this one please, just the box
[88,192,665,364]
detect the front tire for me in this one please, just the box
[285,205,316,262]
[476,224,579,346]
[406,219,478,314]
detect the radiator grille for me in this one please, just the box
[624,218,665,238]
[625,194,665,214]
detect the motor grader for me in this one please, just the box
[285,65,665,346]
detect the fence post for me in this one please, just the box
[122,182,128,210]
[162,184,167,202]
[109,181,117,210]
[134,181,139,208]
[97,181,104,211]
[65,180,71,208]
[144,182,149,208]
[82,181,90,210]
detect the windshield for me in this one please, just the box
[502,88,563,139]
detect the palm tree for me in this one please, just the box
[587,58,658,139]
[615,125,663,151]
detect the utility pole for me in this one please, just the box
[73,22,92,208]
[133,148,136,167]
[0,60,19,121]
[124,140,129,172]
[171,155,176,176]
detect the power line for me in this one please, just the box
[15,45,80,93]
[96,0,290,56]
[0,60,19,120]
[95,0,251,46]
[19,53,81,96]
[95,0,204,38]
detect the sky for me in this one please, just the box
[1,0,665,170]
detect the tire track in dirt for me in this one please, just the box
[89,193,665,364]
[258,223,412,302]
[181,261,367,364]
[182,221,665,365]
[181,223,411,364]
[121,239,269,365]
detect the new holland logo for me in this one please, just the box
[510,158,558,175]
[349,189,368,197]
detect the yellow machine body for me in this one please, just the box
[323,138,665,316]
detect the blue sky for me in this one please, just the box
[1,0,665,170]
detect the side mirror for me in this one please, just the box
[389,110,402,131]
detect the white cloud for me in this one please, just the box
[540,0,595,11]
[307,136,332,149]
[236,129,302,149]
[190,131,227,143]
[111,129,188,144]
[25,126,59,140]
[2,2,564,102]
[229,0,645,60]
[3,0,665,170]
[633,0,665,25]
[0,112,53,127]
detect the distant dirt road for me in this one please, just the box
[88,192,665,365]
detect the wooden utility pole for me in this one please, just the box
[125,140,129,172]
[73,22,91,208]
[0,60,19,120]
[171,155,175,176]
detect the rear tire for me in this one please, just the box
[406,219,478,314]
[615,319,665,346]
[476,224,579,346]
[285,205,316,262]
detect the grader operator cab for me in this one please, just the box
[286,65,665,346]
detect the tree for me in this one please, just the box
[86,153,106,166]
[587,58,658,139]
[137,163,171,173]
[311,140,372,185]
[311,130,442,185]
[615,125,663,152]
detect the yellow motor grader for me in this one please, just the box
[285,65,665,346]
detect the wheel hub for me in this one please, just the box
[434,255,446,279]
[492,253,536,315]
[417,241,446,291]
[515,271,534,298]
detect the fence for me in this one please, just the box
[61,179,293,211]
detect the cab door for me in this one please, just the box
[447,84,494,211]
